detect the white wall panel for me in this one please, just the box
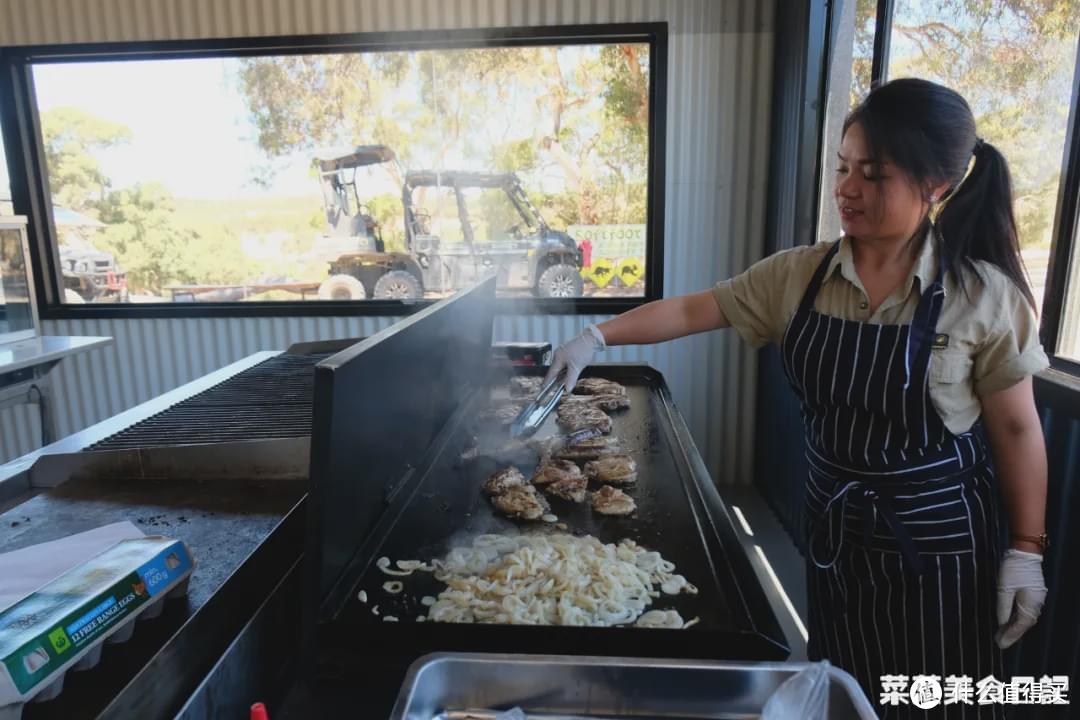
[0,0,774,487]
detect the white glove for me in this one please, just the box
[544,324,606,392]
[995,548,1047,649]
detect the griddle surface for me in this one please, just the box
[339,369,739,635]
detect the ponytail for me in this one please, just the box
[936,140,1036,308]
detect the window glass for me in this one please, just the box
[0,95,12,215]
[1059,222,1080,361]
[817,0,878,245]
[888,1,1080,315]
[0,223,34,340]
[31,43,654,304]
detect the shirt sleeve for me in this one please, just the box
[712,247,814,348]
[973,277,1049,397]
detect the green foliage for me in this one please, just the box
[527,191,579,231]
[468,188,525,242]
[40,106,327,295]
[852,0,1079,247]
[492,139,538,173]
[40,107,132,211]
[93,183,259,293]
[235,44,650,229]
[600,44,649,148]
[365,193,406,252]
[850,0,877,108]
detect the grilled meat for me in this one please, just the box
[584,454,637,484]
[478,401,526,426]
[492,484,550,521]
[531,459,583,487]
[559,393,630,413]
[510,376,544,398]
[546,475,588,503]
[556,436,623,462]
[528,428,606,461]
[555,404,613,434]
[483,466,527,495]
[574,377,627,397]
[591,485,637,516]
[588,393,631,411]
[557,395,590,412]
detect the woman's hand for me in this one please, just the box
[981,376,1049,649]
[544,325,605,392]
[996,548,1047,649]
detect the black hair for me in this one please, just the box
[843,78,1035,308]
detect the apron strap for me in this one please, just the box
[810,479,924,575]
[795,241,842,317]
[903,230,948,389]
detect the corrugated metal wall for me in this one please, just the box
[0,0,776,487]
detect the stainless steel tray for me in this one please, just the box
[390,653,878,720]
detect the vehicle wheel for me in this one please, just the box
[373,270,423,300]
[63,288,86,304]
[318,274,368,300]
[536,263,584,298]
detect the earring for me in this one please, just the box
[929,194,938,203]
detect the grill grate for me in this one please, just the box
[87,353,330,450]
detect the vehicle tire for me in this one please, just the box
[63,288,86,304]
[318,274,368,300]
[373,270,423,300]
[536,263,584,298]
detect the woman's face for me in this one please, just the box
[835,121,929,244]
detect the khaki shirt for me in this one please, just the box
[712,235,1049,435]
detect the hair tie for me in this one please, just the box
[973,136,986,156]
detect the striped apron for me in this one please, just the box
[783,241,1005,719]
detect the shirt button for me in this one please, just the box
[859,301,869,310]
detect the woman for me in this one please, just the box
[547,79,1048,716]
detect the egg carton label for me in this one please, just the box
[0,538,193,696]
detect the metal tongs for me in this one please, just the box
[509,370,566,439]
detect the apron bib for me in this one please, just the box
[782,240,1005,719]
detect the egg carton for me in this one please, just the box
[0,537,195,719]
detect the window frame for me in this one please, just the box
[0,23,668,319]
[850,0,1080,379]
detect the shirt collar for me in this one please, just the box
[828,228,937,297]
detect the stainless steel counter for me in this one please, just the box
[390,653,879,720]
[0,335,111,375]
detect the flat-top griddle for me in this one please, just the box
[343,370,727,625]
[306,278,787,681]
[321,366,784,662]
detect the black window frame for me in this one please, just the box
[855,0,1080,379]
[0,22,668,319]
